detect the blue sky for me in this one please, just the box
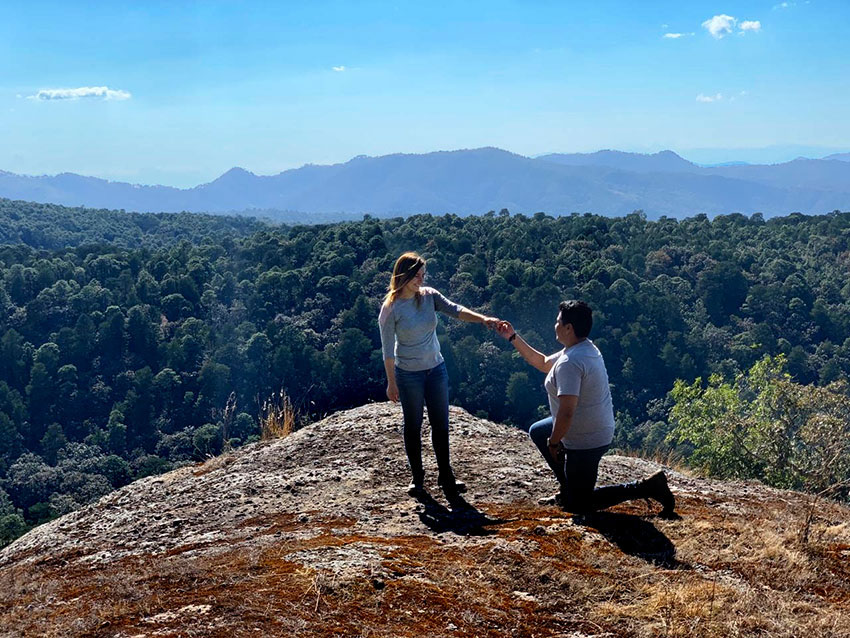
[2,0,848,186]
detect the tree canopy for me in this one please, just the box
[2,198,850,546]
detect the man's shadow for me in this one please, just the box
[575,511,683,568]
[413,491,505,536]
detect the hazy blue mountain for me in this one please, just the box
[681,145,849,166]
[703,158,850,191]
[2,147,849,220]
[0,170,183,212]
[824,153,850,162]
[701,161,752,167]
[537,149,700,173]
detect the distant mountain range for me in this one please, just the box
[2,147,849,220]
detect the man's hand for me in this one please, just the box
[387,382,399,402]
[496,320,515,340]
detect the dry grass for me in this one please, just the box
[3,495,850,638]
[221,391,238,452]
[260,389,296,441]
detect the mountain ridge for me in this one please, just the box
[538,149,700,173]
[2,147,850,220]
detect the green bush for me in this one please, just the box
[669,355,850,496]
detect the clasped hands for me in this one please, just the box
[480,316,516,339]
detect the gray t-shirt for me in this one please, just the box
[544,339,615,450]
[378,287,464,371]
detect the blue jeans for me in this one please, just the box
[395,361,454,486]
[529,417,641,513]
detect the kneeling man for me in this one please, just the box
[498,301,675,516]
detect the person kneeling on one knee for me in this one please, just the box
[496,300,675,517]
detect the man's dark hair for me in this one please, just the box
[558,300,592,338]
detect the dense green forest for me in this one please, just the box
[0,198,267,250]
[2,198,850,546]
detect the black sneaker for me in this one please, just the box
[643,471,675,517]
[537,492,565,507]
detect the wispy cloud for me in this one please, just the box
[663,32,694,39]
[28,86,131,101]
[702,14,737,38]
[772,1,793,9]
[739,20,762,32]
[696,93,723,103]
[332,66,346,72]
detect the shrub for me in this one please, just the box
[669,355,850,497]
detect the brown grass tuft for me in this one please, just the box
[260,389,297,441]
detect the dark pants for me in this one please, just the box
[528,417,643,513]
[395,361,453,486]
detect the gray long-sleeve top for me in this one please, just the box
[378,287,464,372]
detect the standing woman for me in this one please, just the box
[379,252,499,497]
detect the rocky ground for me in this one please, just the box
[2,403,849,637]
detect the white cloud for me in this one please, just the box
[332,66,346,72]
[696,93,723,103]
[702,15,762,38]
[772,1,793,9]
[702,14,737,38]
[663,32,694,39]
[29,86,131,101]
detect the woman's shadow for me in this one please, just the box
[413,490,504,536]
[574,511,683,568]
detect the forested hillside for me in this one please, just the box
[2,199,850,546]
[0,198,267,250]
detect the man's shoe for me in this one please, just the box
[643,471,675,516]
[537,492,565,507]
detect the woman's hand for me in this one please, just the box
[387,382,400,403]
[483,316,501,330]
[496,320,515,340]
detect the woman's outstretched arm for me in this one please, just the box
[429,288,499,329]
[457,307,500,329]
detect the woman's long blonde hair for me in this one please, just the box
[383,252,426,306]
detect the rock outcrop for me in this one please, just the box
[2,403,849,637]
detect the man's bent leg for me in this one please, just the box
[563,447,676,515]
[565,443,646,512]
[563,445,607,514]
[528,417,566,489]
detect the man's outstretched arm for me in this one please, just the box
[496,320,558,373]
